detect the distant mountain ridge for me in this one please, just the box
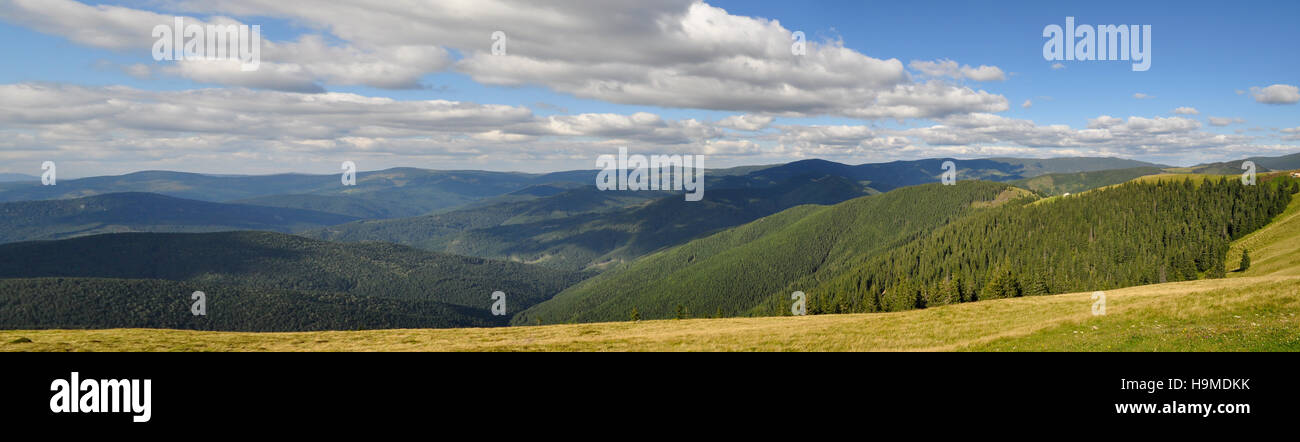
[714,157,1166,193]
[0,168,602,217]
[310,173,871,271]
[0,173,37,182]
[0,192,358,244]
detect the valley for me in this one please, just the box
[2,154,1297,351]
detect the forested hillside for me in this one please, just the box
[0,278,496,331]
[717,157,1151,193]
[441,174,869,270]
[0,192,358,243]
[0,231,589,328]
[1011,167,1165,196]
[788,175,1299,315]
[305,186,665,250]
[1248,152,1300,171]
[513,181,1014,324]
[231,193,432,219]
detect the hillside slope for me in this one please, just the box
[514,181,1014,324]
[304,186,664,250]
[0,231,588,328]
[0,278,495,331]
[437,174,870,270]
[1010,167,1165,196]
[789,175,1295,315]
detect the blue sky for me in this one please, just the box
[0,0,1296,177]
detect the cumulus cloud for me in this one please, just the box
[909,59,1007,81]
[1022,99,1032,109]
[0,0,450,91]
[1207,117,1245,127]
[0,82,1295,173]
[1172,107,1198,115]
[0,83,745,173]
[1250,84,1300,104]
[717,114,775,131]
[763,110,1272,164]
[0,0,1008,119]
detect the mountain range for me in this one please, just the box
[1,152,1297,331]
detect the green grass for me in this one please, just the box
[1225,189,1300,277]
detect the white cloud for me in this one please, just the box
[717,114,775,131]
[1172,107,1199,115]
[1207,117,1245,127]
[1022,99,1032,109]
[1250,84,1300,104]
[0,83,745,172]
[1050,63,1065,70]
[0,0,450,91]
[0,0,1008,119]
[1133,93,1154,99]
[0,82,1294,173]
[909,59,1007,82]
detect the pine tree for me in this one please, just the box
[1024,273,1049,296]
[1239,249,1251,272]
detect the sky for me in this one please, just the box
[0,0,1296,178]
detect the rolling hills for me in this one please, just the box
[0,192,358,243]
[305,185,668,251]
[0,231,588,329]
[310,173,871,271]
[714,157,1163,193]
[3,169,1299,350]
[517,173,1296,324]
[0,167,599,217]
[513,181,1015,324]
[1010,167,1166,196]
[792,174,1297,315]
